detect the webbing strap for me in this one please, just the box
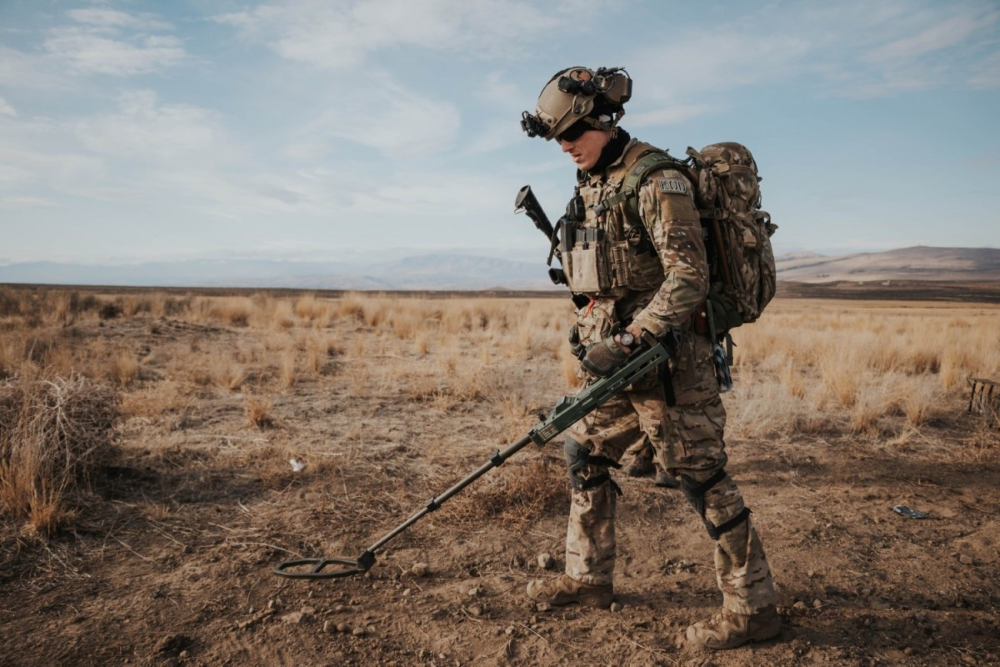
[594,150,687,217]
[707,507,751,540]
[600,190,631,211]
[585,454,623,470]
[579,473,623,496]
[705,297,718,343]
[681,469,752,540]
[688,468,728,498]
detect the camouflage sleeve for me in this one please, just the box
[629,168,709,337]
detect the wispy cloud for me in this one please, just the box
[0,92,237,209]
[966,49,1000,89]
[631,29,813,102]
[627,104,719,128]
[74,90,231,163]
[865,13,987,63]
[67,8,173,31]
[0,195,62,210]
[458,119,523,157]
[630,0,1000,103]
[298,79,461,158]
[0,115,109,195]
[0,97,16,117]
[0,45,70,90]
[43,8,186,76]
[214,0,587,70]
[0,89,431,222]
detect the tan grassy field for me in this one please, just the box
[0,286,998,666]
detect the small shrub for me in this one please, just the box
[244,396,275,430]
[0,287,22,317]
[294,294,330,321]
[0,375,119,536]
[107,349,140,388]
[209,355,246,391]
[279,351,297,390]
[98,301,123,320]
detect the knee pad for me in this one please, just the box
[563,436,622,494]
[679,469,750,540]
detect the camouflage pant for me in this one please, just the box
[564,329,776,616]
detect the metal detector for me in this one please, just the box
[273,341,671,580]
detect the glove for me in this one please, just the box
[568,324,586,360]
[580,335,629,378]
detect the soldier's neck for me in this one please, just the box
[579,129,631,180]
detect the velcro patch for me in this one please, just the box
[658,178,689,195]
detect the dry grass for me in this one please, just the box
[196,296,254,327]
[0,375,119,536]
[107,349,141,388]
[279,351,297,390]
[1,288,997,474]
[244,396,275,430]
[120,381,187,420]
[446,458,568,527]
[294,294,332,321]
[728,301,1000,442]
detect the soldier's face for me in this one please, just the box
[560,129,611,171]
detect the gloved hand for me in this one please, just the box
[580,335,630,377]
[568,324,586,360]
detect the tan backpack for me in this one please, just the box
[618,142,778,338]
[686,142,777,335]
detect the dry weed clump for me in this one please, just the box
[279,351,298,390]
[0,375,119,536]
[294,294,332,322]
[244,396,276,430]
[956,406,1000,463]
[107,348,141,388]
[849,375,897,435]
[446,458,568,527]
[899,377,940,427]
[334,293,368,321]
[1,288,105,326]
[181,352,246,391]
[728,380,809,440]
[120,381,187,420]
[0,286,24,318]
[194,296,255,327]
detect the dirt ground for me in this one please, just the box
[1,292,998,667]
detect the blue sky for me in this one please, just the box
[1,0,998,265]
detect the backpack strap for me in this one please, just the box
[593,150,689,218]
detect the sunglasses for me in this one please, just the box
[556,121,589,143]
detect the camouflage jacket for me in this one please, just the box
[573,137,709,339]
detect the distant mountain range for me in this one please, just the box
[776,246,1000,282]
[1,246,998,289]
[0,254,555,290]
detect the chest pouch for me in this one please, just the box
[564,194,613,295]
[566,227,609,294]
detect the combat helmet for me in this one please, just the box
[521,66,632,141]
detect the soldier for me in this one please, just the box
[519,67,780,650]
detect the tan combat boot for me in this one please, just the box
[654,463,679,489]
[526,574,614,608]
[624,449,654,477]
[685,605,781,650]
